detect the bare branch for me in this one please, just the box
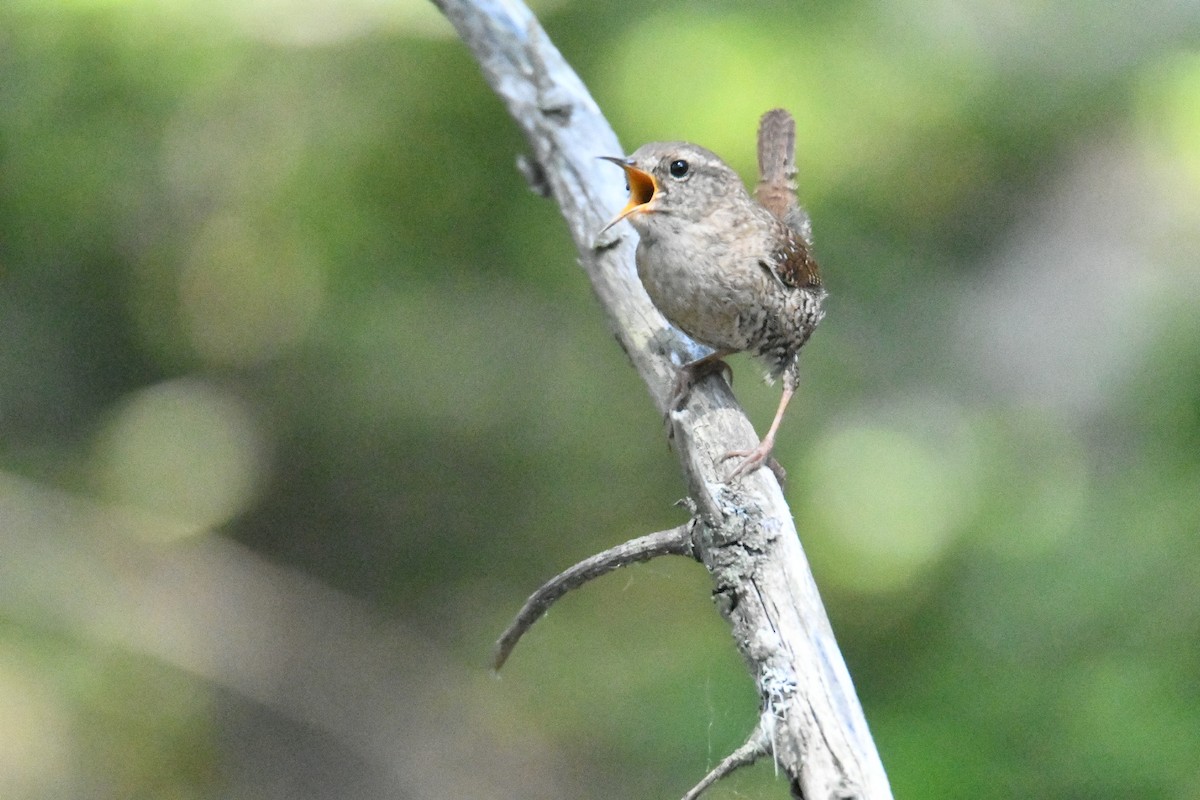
[680,722,771,800]
[435,1,894,797]
[492,524,696,671]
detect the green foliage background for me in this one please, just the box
[2,0,1199,798]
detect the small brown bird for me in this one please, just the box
[601,109,825,480]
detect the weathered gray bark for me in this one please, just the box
[432,1,895,797]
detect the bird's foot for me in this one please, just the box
[722,440,786,484]
[667,357,733,415]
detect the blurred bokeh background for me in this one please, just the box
[2,0,1199,797]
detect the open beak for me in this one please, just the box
[599,156,658,233]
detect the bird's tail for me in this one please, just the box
[755,108,798,221]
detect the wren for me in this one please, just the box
[601,109,825,480]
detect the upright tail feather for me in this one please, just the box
[755,108,797,221]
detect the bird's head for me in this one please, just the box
[600,142,741,234]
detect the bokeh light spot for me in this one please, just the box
[1135,49,1200,187]
[604,15,789,162]
[91,379,266,535]
[804,424,966,593]
[0,658,74,799]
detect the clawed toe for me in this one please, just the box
[722,441,785,483]
[665,354,734,415]
[666,371,694,414]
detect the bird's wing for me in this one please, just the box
[763,222,822,290]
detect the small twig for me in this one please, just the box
[681,723,771,800]
[492,523,697,671]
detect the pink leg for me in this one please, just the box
[723,374,796,482]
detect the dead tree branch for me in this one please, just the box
[433,1,894,797]
[681,723,772,800]
[492,523,696,672]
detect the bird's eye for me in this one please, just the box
[669,159,689,178]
